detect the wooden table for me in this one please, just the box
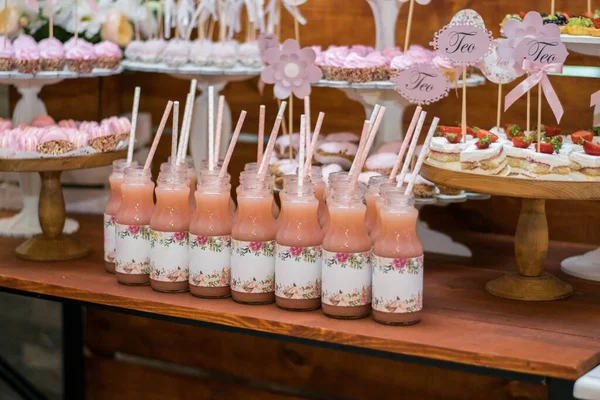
[0,215,599,400]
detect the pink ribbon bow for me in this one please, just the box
[591,90,600,107]
[504,60,564,124]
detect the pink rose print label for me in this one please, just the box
[189,234,231,288]
[432,24,493,66]
[230,239,276,294]
[321,250,371,307]
[103,213,116,263]
[275,244,322,300]
[115,223,151,275]
[392,63,451,105]
[372,254,424,314]
[149,229,189,282]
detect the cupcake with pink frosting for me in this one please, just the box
[36,127,75,155]
[94,41,122,69]
[13,34,40,74]
[39,38,66,71]
[66,40,97,73]
[320,45,350,81]
[344,50,388,82]
[0,38,14,71]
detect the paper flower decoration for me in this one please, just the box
[259,32,279,63]
[261,38,322,99]
[498,12,560,61]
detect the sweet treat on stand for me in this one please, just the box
[275,133,301,158]
[460,136,509,176]
[66,41,97,73]
[570,141,600,181]
[94,41,123,69]
[399,172,436,199]
[213,41,239,69]
[502,11,600,37]
[189,40,213,66]
[160,39,190,66]
[0,40,15,71]
[325,132,360,143]
[426,133,468,171]
[363,152,396,176]
[314,141,358,169]
[237,40,261,68]
[13,35,40,74]
[39,37,66,71]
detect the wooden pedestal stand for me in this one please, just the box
[421,163,600,301]
[0,151,126,261]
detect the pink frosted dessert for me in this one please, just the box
[190,40,213,66]
[94,41,122,69]
[320,46,350,80]
[124,40,144,61]
[19,129,40,152]
[0,117,13,131]
[37,127,75,155]
[30,115,56,128]
[39,38,66,71]
[66,41,97,73]
[160,39,190,66]
[238,40,261,68]
[58,119,77,129]
[344,50,388,82]
[212,40,238,69]
[13,35,40,74]
[140,39,167,63]
[0,39,14,71]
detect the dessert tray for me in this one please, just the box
[421,162,600,301]
[0,66,124,80]
[313,74,486,90]
[0,150,127,261]
[121,60,261,76]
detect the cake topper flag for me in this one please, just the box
[392,64,451,106]
[431,9,493,138]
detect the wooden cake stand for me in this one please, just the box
[421,163,600,301]
[0,151,126,261]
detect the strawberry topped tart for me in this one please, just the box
[460,134,509,176]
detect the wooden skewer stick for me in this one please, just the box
[496,83,503,131]
[403,0,415,51]
[461,67,467,141]
[537,83,542,151]
[527,90,531,132]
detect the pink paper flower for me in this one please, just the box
[174,232,186,242]
[290,246,303,257]
[393,258,407,271]
[128,225,140,235]
[196,236,208,246]
[335,253,349,264]
[249,241,263,252]
[261,39,322,100]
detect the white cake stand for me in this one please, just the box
[0,67,124,238]
[122,61,262,171]
[313,74,486,149]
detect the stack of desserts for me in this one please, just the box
[0,114,131,157]
[0,34,122,74]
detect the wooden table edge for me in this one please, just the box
[0,275,597,381]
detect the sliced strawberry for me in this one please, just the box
[518,11,526,19]
[583,140,600,156]
[504,124,522,138]
[593,18,600,29]
[536,142,554,154]
[473,127,499,142]
[445,132,462,144]
[512,136,532,148]
[466,126,475,136]
[475,135,492,150]
[539,124,562,137]
[571,130,594,144]
[438,126,462,136]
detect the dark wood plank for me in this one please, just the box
[86,356,304,400]
[86,309,548,400]
[0,214,598,380]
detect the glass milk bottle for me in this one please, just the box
[370,181,396,243]
[149,169,190,293]
[372,187,423,325]
[189,173,233,298]
[321,185,372,319]
[241,167,279,218]
[365,176,388,239]
[322,172,349,235]
[104,159,137,273]
[275,179,323,311]
[164,159,197,215]
[310,166,328,229]
[231,175,277,304]
[115,166,154,285]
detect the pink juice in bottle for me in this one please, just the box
[189,173,233,299]
[309,166,327,229]
[231,175,277,305]
[162,161,197,215]
[372,187,423,325]
[115,166,155,286]
[365,176,389,239]
[321,185,372,319]
[104,159,137,274]
[243,164,279,218]
[322,171,349,236]
[275,179,323,311]
[370,181,397,243]
[149,169,190,293]
[201,160,236,218]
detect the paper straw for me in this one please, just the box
[350,105,380,174]
[349,120,372,191]
[396,111,427,187]
[357,105,387,166]
[257,105,266,163]
[214,95,225,160]
[304,96,311,149]
[189,79,197,96]
[388,106,422,180]
[171,101,179,167]
[298,114,306,193]
[144,101,174,170]
[219,111,247,179]
[180,92,195,164]
[258,101,288,180]
[208,86,215,171]
[127,87,141,164]
[304,112,325,175]
[177,92,193,162]
[405,117,440,195]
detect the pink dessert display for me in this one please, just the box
[124,39,144,61]
[94,41,122,69]
[141,39,168,63]
[159,39,190,66]
[66,40,97,73]
[13,34,40,74]
[190,40,213,66]
[0,39,14,71]
[30,115,56,127]
[38,37,66,71]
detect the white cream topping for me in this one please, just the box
[365,152,396,169]
[570,149,600,168]
[317,141,358,155]
[460,142,504,163]
[430,137,467,154]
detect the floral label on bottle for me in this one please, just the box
[230,239,275,293]
[321,250,371,307]
[149,230,189,282]
[189,234,231,288]
[104,214,116,263]
[115,223,151,275]
[372,254,424,314]
[275,244,322,300]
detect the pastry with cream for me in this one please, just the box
[460,136,509,176]
[314,141,359,169]
[570,140,600,181]
[363,152,396,176]
[39,38,66,71]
